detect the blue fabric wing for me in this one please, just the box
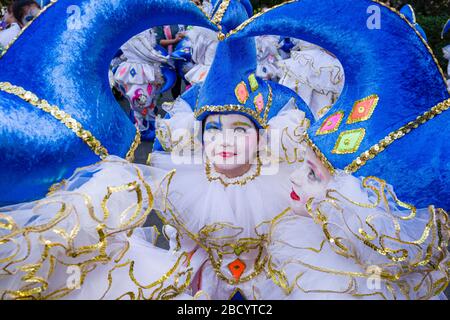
[0,0,218,206]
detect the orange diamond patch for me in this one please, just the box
[228,258,246,281]
[347,95,379,124]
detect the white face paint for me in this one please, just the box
[289,146,332,216]
[203,114,258,178]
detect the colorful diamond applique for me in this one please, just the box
[235,81,249,104]
[254,93,264,113]
[228,258,246,281]
[347,95,379,124]
[332,128,366,154]
[130,68,137,77]
[316,111,344,135]
[248,74,259,92]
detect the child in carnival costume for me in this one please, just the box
[152,0,449,300]
[0,0,448,300]
[114,29,171,141]
[0,0,312,296]
[151,0,314,300]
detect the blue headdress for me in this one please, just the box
[0,0,312,206]
[231,0,450,209]
[2,0,448,211]
[0,0,218,206]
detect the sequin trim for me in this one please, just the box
[195,84,273,128]
[0,81,109,159]
[345,98,450,173]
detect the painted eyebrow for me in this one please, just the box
[232,121,252,127]
[205,121,221,128]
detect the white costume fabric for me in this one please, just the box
[0,158,193,300]
[115,29,169,85]
[443,45,450,90]
[0,23,21,49]
[201,0,214,18]
[277,40,345,119]
[255,35,282,81]
[258,172,449,300]
[184,27,218,84]
[114,29,169,131]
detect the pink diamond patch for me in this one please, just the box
[316,111,344,136]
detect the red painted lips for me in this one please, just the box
[290,189,301,201]
[219,152,235,158]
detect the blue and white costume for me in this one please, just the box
[0,0,448,300]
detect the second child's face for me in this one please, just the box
[4,11,15,25]
[289,146,332,216]
[203,114,258,176]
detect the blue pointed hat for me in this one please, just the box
[193,0,313,128]
[229,0,450,209]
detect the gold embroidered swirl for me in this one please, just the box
[0,159,190,300]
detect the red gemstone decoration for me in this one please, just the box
[228,258,246,281]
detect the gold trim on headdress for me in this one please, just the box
[194,84,273,128]
[304,98,450,175]
[0,81,109,159]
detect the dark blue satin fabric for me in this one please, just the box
[230,0,450,209]
[0,0,217,206]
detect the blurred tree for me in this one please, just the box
[0,0,12,8]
